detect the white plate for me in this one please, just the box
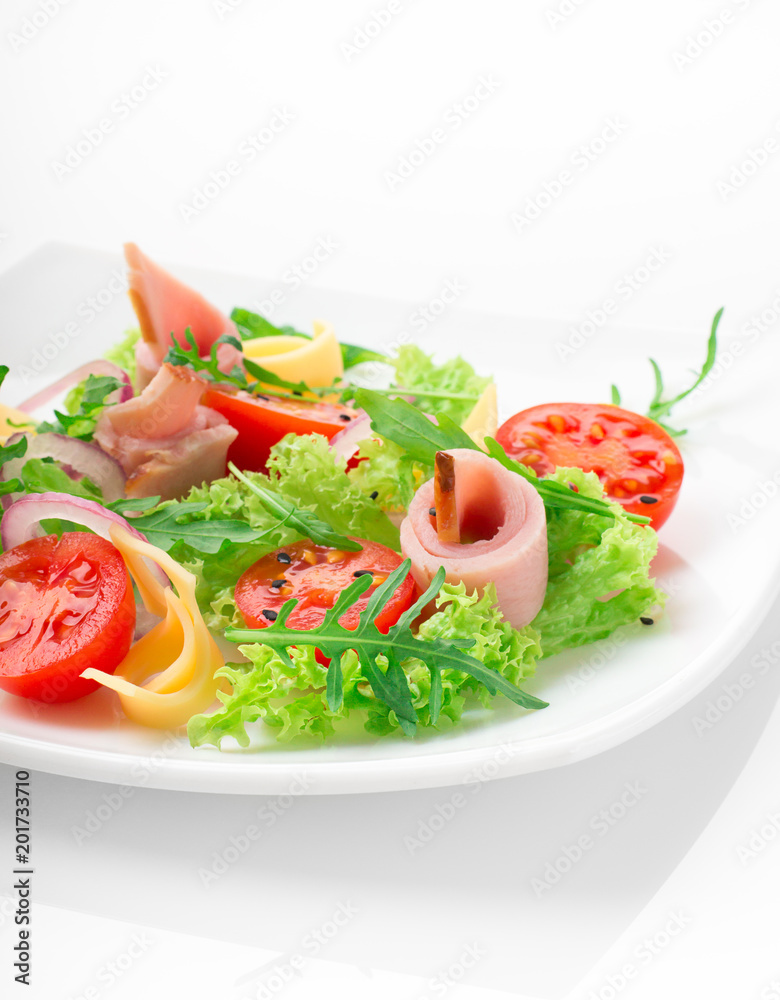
[1,243,778,794]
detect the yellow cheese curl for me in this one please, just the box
[81,525,221,729]
[241,320,343,388]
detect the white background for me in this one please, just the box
[2,2,780,999]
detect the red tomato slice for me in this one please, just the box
[235,540,415,662]
[0,532,135,704]
[202,388,359,473]
[495,402,684,528]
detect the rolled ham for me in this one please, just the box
[124,242,240,389]
[94,363,237,500]
[400,449,548,629]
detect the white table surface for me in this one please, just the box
[3,598,780,999]
[2,0,780,996]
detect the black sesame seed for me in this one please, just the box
[270,579,286,589]
[353,569,373,578]
[262,609,278,621]
[339,413,352,422]
[640,616,654,625]
[292,390,303,397]
[639,495,658,504]
[256,394,270,402]
[428,507,436,516]
[276,552,292,564]
[369,490,379,500]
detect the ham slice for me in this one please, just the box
[95,363,237,500]
[400,449,548,629]
[124,242,239,388]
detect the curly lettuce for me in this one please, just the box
[533,467,664,657]
[178,433,400,630]
[267,433,399,550]
[188,582,541,747]
[187,462,662,746]
[347,436,431,514]
[392,344,491,423]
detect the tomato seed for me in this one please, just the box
[548,414,566,433]
[589,422,605,440]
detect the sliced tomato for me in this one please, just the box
[235,540,415,662]
[0,532,135,704]
[495,402,684,528]
[202,388,359,472]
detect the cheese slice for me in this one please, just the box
[462,382,498,451]
[81,526,221,730]
[0,403,35,444]
[242,321,344,388]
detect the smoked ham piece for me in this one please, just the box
[400,449,548,629]
[94,363,237,500]
[124,242,239,389]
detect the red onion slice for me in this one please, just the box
[1,492,169,588]
[1,432,126,506]
[328,410,372,462]
[18,360,133,414]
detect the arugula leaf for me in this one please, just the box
[109,497,265,553]
[481,438,649,523]
[231,308,310,343]
[231,307,388,370]
[228,462,363,551]
[612,308,723,436]
[241,355,310,395]
[353,388,475,462]
[165,331,313,398]
[354,389,649,524]
[340,343,388,369]
[0,365,8,391]
[38,374,123,441]
[105,495,161,514]
[225,559,547,735]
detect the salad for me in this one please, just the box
[0,244,721,749]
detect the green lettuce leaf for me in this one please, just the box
[392,344,491,423]
[104,327,140,383]
[266,433,400,551]
[533,467,664,657]
[63,328,140,414]
[20,458,102,501]
[187,465,662,747]
[347,435,431,514]
[40,374,123,441]
[178,432,401,630]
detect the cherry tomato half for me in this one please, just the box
[495,402,684,528]
[235,540,415,662]
[202,388,359,473]
[0,532,135,703]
